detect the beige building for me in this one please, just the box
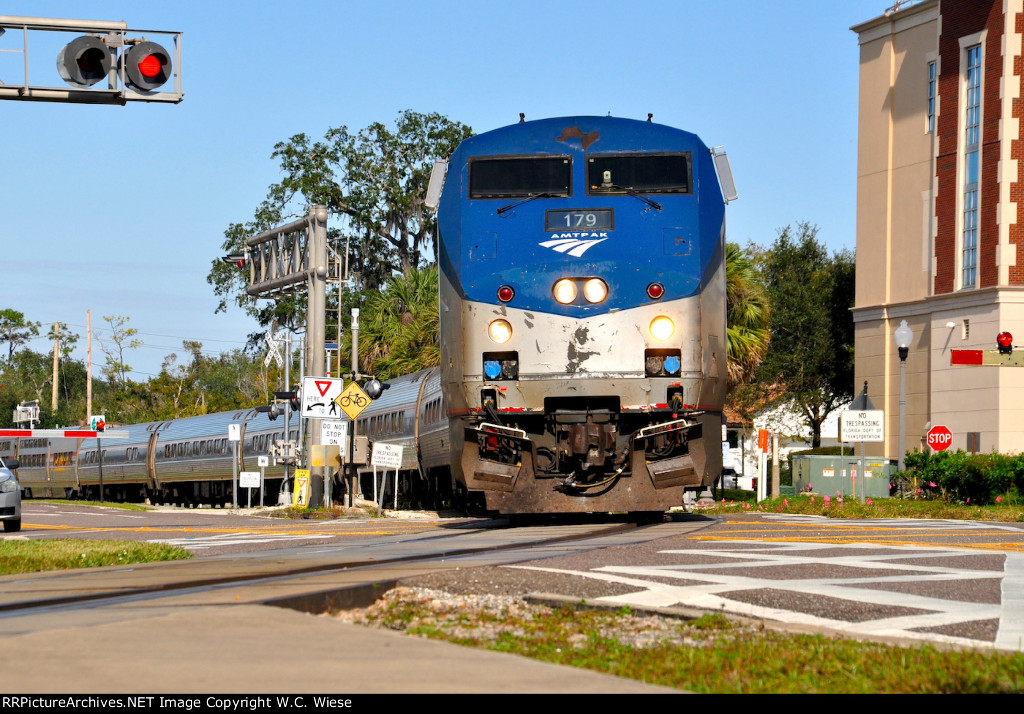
[853,0,1024,459]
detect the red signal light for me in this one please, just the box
[138,54,163,78]
[120,40,172,92]
[997,331,1014,354]
[647,282,665,299]
[497,286,515,303]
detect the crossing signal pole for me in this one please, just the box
[0,15,182,104]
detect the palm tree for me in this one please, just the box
[355,266,440,379]
[725,242,771,389]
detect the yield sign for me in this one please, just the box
[300,377,344,418]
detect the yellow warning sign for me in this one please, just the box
[292,469,311,507]
[335,382,371,420]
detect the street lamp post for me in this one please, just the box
[894,320,914,472]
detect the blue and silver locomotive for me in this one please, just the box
[434,115,735,514]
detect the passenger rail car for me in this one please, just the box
[433,115,733,515]
[0,411,298,506]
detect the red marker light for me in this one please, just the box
[997,331,1014,354]
[138,54,163,78]
[497,286,514,303]
[647,282,665,299]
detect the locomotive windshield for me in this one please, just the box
[469,156,571,199]
[587,153,691,195]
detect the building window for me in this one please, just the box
[961,44,981,289]
[927,60,936,133]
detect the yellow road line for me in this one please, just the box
[21,522,445,536]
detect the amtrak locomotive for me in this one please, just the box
[434,115,734,515]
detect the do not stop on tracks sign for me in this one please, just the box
[927,425,953,451]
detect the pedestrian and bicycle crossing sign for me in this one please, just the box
[300,376,374,420]
[300,377,344,418]
[335,382,371,420]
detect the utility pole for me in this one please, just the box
[86,310,92,425]
[51,322,60,412]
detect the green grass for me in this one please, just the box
[268,504,381,519]
[344,590,1024,694]
[697,494,1024,521]
[0,539,191,575]
[34,498,152,511]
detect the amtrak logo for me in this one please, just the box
[540,233,609,257]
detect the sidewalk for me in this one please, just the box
[9,602,679,693]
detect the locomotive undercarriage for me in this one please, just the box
[460,405,716,514]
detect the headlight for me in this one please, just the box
[488,319,512,344]
[0,475,19,493]
[649,316,675,341]
[583,278,608,303]
[552,279,577,305]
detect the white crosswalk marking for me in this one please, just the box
[512,540,1024,652]
[151,532,333,550]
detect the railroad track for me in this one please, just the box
[0,518,702,620]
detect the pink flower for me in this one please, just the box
[917,488,923,494]
[837,496,843,503]
[865,498,873,505]
[929,482,937,488]
[967,498,970,504]
[721,498,726,503]
[837,490,842,496]
[997,496,1003,503]
[824,495,831,503]
[783,499,789,506]
[776,507,781,512]
[811,497,815,503]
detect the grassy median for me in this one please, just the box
[338,588,1024,694]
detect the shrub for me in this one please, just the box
[900,449,1021,505]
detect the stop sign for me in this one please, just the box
[927,425,953,451]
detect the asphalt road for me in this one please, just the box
[6,503,1024,654]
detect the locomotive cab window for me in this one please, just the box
[587,153,691,195]
[469,156,571,199]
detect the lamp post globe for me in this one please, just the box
[894,320,914,472]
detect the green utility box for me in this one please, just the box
[790,455,893,499]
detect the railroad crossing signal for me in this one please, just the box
[335,382,371,420]
[0,16,182,104]
[119,40,172,92]
[56,35,112,88]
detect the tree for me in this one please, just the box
[755,223,855,447]
[99,315,142,387]
[353,266,440,380]
[0,309,40,359]
[46,322,80,360]
[725,242,771,389]
[143,341,274,420]
[207,110,473,332]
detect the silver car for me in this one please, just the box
[0,456,21,533]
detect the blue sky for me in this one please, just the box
[2,0,895,381]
